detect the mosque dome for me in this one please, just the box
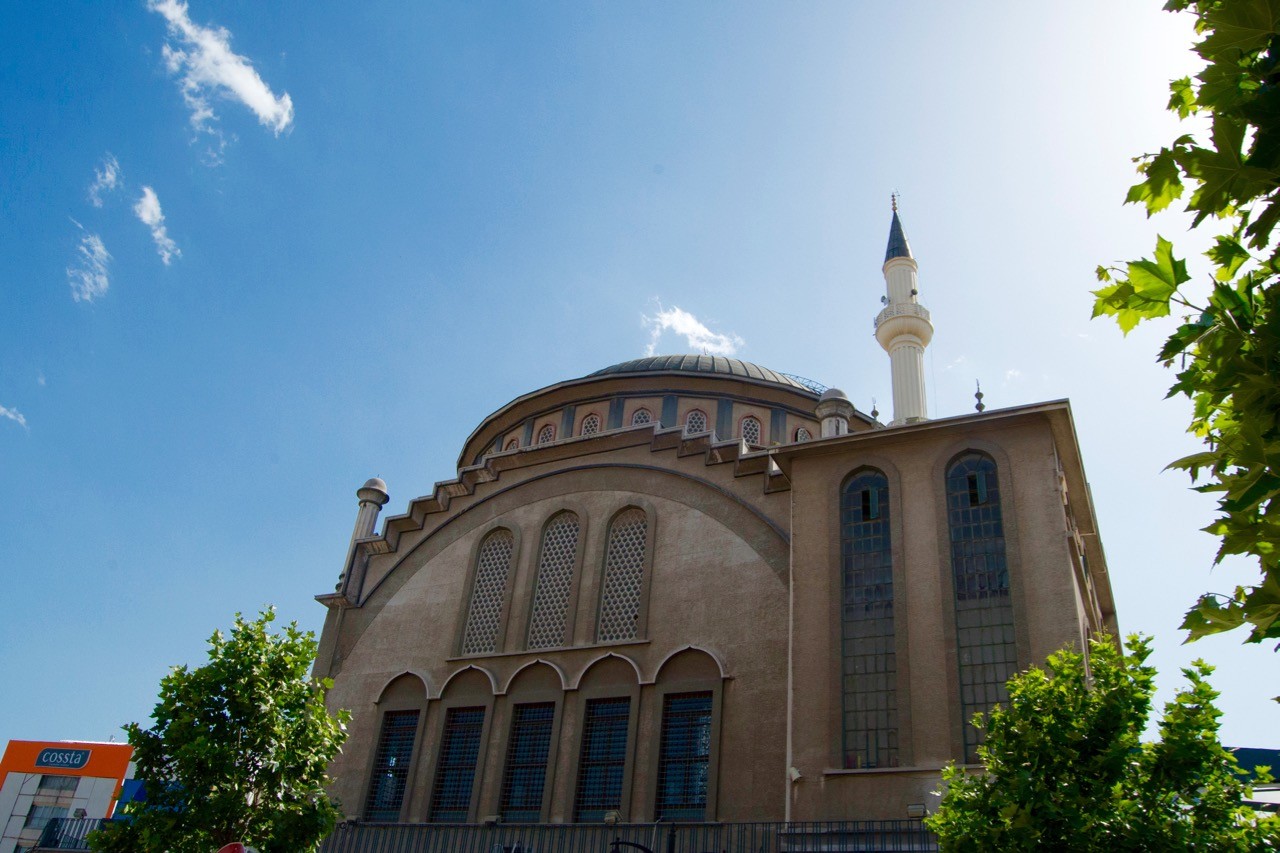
[588,355,819,394]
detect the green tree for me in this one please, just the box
[90,609,349,853]
[926,635,1278,851]
[1093,0,1280,647]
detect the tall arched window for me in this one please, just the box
[461,529,515,655]
[946,452,1016,762]
[840,470,897,768]
[537,424,556,445]
[527,512,581,649]
[685,410,708,435]
[741,416,762,445]
[597,508,648,643]
[631,409,652,426]
[580,414,602,436]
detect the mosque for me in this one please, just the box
[313,207,1118,824]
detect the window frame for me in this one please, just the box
[683,408,709,436]
[739,415,763,446]
[568,684,640,823]
[630,407,653,427]
[593,503,658,644]
[495,673,565,824]
[525,509,588,651]
[647,662,724,822]
[358,675,429,823]
[456,524,522,657]
[579,412,603,437]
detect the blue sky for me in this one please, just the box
[2,1,1275,747]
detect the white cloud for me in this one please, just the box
[643,305,744,357]
[0,405,28,431]
[944,355,968,371]
[1005,368,1023,381]
[66,221,112,303]
[148,0,294,139]
[134,187,180,265]
[88,154,121,207]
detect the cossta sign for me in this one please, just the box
[35,748,91,770]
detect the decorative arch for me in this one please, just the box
[570,651,644,690]
[653,645,728,682]
[795,426,813,443]
[372,670,432,704]
[740,415,762,445]
[651,648,724,821]
[631,408,653,426]
[459,527,517,656]
[536,423,556,444]
[684,409,709,435]
[579,412,602,436]
[437,664,499,699]
[362,673,429,823]
[596,505,654,643]
[505,438,519,451]
[501,659,569,695]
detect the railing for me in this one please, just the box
[321,819,938,853]
[873,303,931,328]
[34,817,112,850]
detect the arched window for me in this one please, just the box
[631,408,652,426]
[505,438,519,451]
[795,426,813,443]
[840,470,897,769]
[537,424,556,445]
[946,452,1016,763]
[528,512,581,649]
[740,416,762,445]
[580,413,602,436]
[685,409,708,435]
[461,529,515,655]
[597,508,648,643]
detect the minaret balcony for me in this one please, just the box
[874,302,931,328]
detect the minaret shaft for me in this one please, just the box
[874,208,933,425]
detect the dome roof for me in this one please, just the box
[588,355,820,394]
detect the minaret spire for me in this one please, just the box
[874,199,934,425]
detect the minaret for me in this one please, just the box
[874,196,934,425]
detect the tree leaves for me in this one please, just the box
[89,609,349,853]
[926,635,1280,850]
[1096,0,1280,653]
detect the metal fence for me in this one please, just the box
[320,820,938,853]
[33,817,111,850]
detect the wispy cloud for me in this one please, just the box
[66,221,112,303]
[148,0,294,146]
[0,405,28,431]
[643,304,744,357]
[88,154,122,207]
[134,187,180,265]
[1005,368,1022,381]
[944,355,968,371]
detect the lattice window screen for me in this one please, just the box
[581,414,601,436]
[527,513,581,649]
[655,692,713,820]
[741,416,762,445]
[537,424,556,444]
[631,409,652,426]
[597,509,648,642]
[505,439,519,451]
[461,530,515,655]
[796,427,813,442]
[685,410,707,434]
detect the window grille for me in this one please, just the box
[363,709,420,822]
[741,416,762,445]
[581,414,601,436]
[655,692,713,820]
[685,410,707,435]
[597,509,647,643]
[631,409,652,426]
[527,512,581,649]
[537,424,556,444]
[461,529,515,655]
[505,438,519,451]
[38,775,78,794]
[574,698,631,821]
[795,427,813,443]
[840,471,898,769]
[946,453,1016,763]
[429,706,485,823]
[500,703,556,822]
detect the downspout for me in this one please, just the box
[785,469,795,823]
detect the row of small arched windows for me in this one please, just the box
[839,451,1014,770]
[459,508,651,657]
[505,411,814,450]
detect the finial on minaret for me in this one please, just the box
[870,397,879,421]
[974,381,986,413]
[891,191,898,213]
[874,202,933,425]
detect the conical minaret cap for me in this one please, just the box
[884,209,913,263]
